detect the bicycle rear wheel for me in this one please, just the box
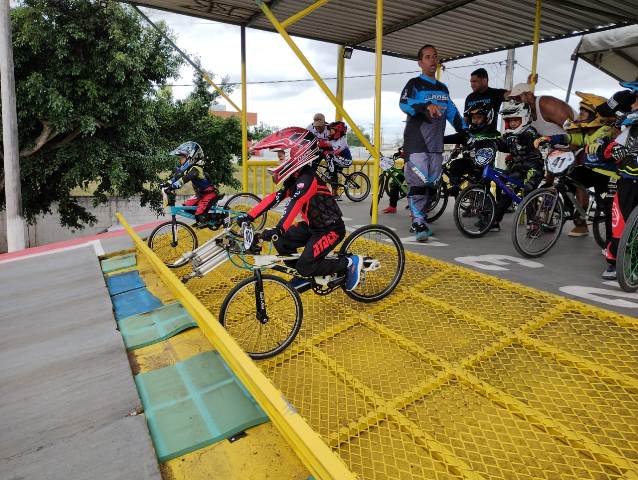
[591,205,607,249]
[617,205,638,292]
[512,188,564,258]
[224,192,266,236]
[345,171,371,202]
[339,224,405,302]
[370,174,387,216]
[147,221,198,268]
[219,274,303,359]
[427,181,449,223]
[453,185,495,237]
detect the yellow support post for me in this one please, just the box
[371,0,383,223]
[241,26,249,191]
[281,0,332,29]
[255,1,376,159]
[530,0,541,92]
[336,46,345,122]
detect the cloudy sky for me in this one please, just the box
[140,7,623,145]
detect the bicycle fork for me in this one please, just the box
[254,270,269,324]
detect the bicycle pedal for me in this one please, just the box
[362,258,381,271]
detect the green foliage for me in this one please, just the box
[1,0,241,229]
[249,122,278,142]
[346,128,371,147]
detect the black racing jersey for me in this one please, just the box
[170,164,215,195]
[465,87,508,131]
[248,166,343,232]
[496,127,544,171]
[400,75,466,156]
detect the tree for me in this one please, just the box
[346,128,371,147]
[1,0,185,228]
[249,122,278,142]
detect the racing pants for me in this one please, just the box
[606,177,638,265]
[405,152,442,225]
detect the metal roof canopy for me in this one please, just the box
[574,24,638,81]
[130,0,637,62]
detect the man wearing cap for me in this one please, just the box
[508,83,591,236]
[307,113,329,141]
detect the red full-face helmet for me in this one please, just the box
[251,127,320,184]
[327,121,347,140]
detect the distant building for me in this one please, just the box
[210,104,257,126]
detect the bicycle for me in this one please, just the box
[453,142,526,237]
[316,155,371,202]
[511,147,609,258]
[180,222,405,359]
[617,204,638,292]
[147,189,266,268]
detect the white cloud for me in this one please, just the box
[140,7,625,146]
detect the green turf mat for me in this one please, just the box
[100,253,137,273]
[135,351,269,462]
[119,302,197,350]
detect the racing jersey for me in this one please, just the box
[170,164,215,195]
[549,125,617,172]
[614,124,638,179]
[306,124,329,141]
[248,165,343,232]
[496,127,544,172]
[400,75,466,156]
[329,136,352,160]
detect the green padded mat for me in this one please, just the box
[119,302,197,350]
[100,253,137,273]
[135,351,269,462]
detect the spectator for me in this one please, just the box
[465,68,508,131]
[307,113,329,140]
[399,44,467,241]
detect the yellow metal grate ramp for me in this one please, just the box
[139,219,638,480]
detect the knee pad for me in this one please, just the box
[408,186,428,197]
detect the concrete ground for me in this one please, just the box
[0,247,160,480]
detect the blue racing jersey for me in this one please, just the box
[400,75,467,156]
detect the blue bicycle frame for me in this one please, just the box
[482,164,525,205]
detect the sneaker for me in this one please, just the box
[414,223,433,242]
[289,276,311,291]
[489,222,501,232]
[345,255,363,291]
[383,206,397,214]
[409,225,416,233]
[601,265,616,280]
[568,224,589,237]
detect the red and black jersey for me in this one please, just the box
[248,166,343,231]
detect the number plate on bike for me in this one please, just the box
[380,156,395,171]
[473,147,495,167]
[546,150,575,175]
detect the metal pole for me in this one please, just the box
[504,49,515,91]
[530,0,541,92]
[0,1,26,251]
[565,55,579,103]
[371,0,383,223]
[335,46,345,122]
[241,26,249,191]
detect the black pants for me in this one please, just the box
[273,221,348,277]
[493,168,543,223]
[388,169,405,208]
[608,177,638,265]
[570,166,614,241]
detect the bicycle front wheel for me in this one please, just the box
[453,185,495,237]
[339,224,405,303]
[591,204,607,249]
[512,188,564,258]
[345,171,371,202]
[219,274,303,359]
[617,205,638,292]
[224,192,266,236]
[147,221,198,268]
[370,174,387,216]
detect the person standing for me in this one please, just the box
[307,113,329,141]
[464,68,508,130]
[399,44,466,241]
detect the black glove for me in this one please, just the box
[260,227,282,242]
[234,214,253,227]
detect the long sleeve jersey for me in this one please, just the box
[248,166,343,232]
[400,75,467,156]
[496,128,544,172]
[170,164,215,195]
[548,125,617,172]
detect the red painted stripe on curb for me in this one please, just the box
[0,220,164,261]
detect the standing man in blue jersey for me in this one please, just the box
[400,45,467,241]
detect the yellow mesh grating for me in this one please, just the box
[138,219,638,479]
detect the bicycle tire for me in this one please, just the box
[223,192,266,235]
[617,205,638,292]
[427,181,449,223]
[339,224,405,303]
[591,205,607,250]
[453,185,495,238]
[219,274,303,359]
[147,220,198,268]
[384,174,407,200]
[370,174,387,216]
[511,188,564,258]
[345,171,371,202]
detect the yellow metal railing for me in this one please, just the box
[115,213,356,480]
[246,158,375,198]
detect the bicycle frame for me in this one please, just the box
[482,164,524,204]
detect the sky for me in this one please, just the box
[140,7,625,146]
